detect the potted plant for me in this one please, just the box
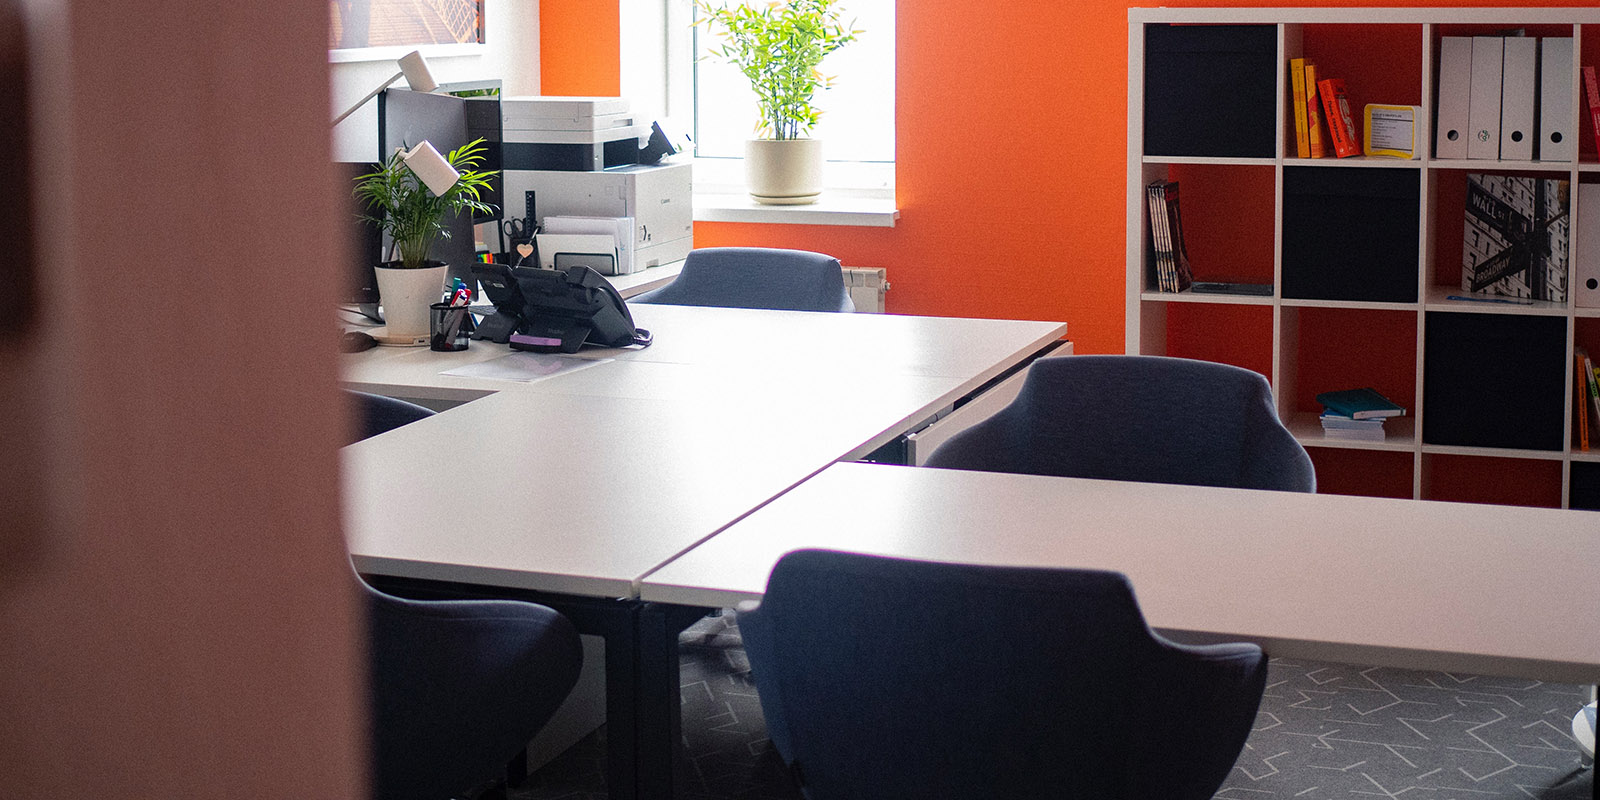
[353,138,496,340]
[697,0,858,204]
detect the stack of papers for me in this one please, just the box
[1316,387,1406,442]
[1318,412,1388,441]
[538,216,635,275]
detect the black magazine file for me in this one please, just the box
[1143,24,1276,158]
[1423,312,1565,451]
[1569,462,1600,511]
[1281,167,1420,303]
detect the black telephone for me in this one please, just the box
[472,263,651,354]
[470,262,526,343]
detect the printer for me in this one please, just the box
[496,96,693,274]
[502,162,693,274]
[500,95,647,172]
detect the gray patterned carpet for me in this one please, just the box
[514,613,1596,799]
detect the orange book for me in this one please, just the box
[1580,350,1591,451]
[1317,76,1360,158]
[1289,58,1311,158]
[1304,62,1327,158]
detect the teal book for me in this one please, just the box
[1316,387,1406,420]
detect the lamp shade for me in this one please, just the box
[332,50,437,126]
[400,141,459,196]
[396,51,438,94]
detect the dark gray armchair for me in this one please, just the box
[925,355,1315,492]
[740,549,1268,799]
[345,391,582,800]
[631,246,855,312]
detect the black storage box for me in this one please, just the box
[1281,167,1420,303]
[1422,312,1566,451]
[1143,24,1277,158]
[1570,462,1600,511]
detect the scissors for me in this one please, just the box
[501,216,535,245]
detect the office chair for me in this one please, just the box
[925,355,1316,492]
[351,391,435,442]
[740,549,1268,799]
[345,390,583,800]
[630,246,855,312]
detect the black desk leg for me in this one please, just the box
[634,603,716,800]
[523,595,645,800]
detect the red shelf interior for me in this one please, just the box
[1166,303,1273,380]
[1165,163,1275,286]
[1421,454,1563,507]
[1303,24,1424,118]
[1433,22,1574,41]
[1291,307,1418,416]
[1309,448,1414,499]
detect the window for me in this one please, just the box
[622,0,895,196]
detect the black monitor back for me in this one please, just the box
[337,160,384,307]
[378,88,485,294]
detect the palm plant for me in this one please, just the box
[353,138,497,269]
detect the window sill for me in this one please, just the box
[692,191,900,228]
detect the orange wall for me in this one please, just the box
[540,0,621,96]
[544,0,1581,356]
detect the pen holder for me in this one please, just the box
[429,303,471,352]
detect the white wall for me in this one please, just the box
[330,0,539,161]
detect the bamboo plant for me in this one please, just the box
[696,0,859,141]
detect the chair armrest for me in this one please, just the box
[1127,638,1268,799]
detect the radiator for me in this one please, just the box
[844,267,888,313]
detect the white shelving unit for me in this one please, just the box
[1127,7,1600,507]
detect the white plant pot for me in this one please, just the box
[374,262,447,341]
[745,138,823,205]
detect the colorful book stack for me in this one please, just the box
[1288,59,1359,158]
[1316,387,1406,441]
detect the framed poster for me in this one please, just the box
[330,0,484,53]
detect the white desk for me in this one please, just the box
[343,304,1067,407]
[344,370,972,597]
[345,308,1067,595]
[341,307,1068,799]
[642,461,1600,685]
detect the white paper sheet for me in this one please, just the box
[441,352,612,383]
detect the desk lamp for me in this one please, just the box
[398,140,459,196]
[332,50,438,126]
[370,140,459,266]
